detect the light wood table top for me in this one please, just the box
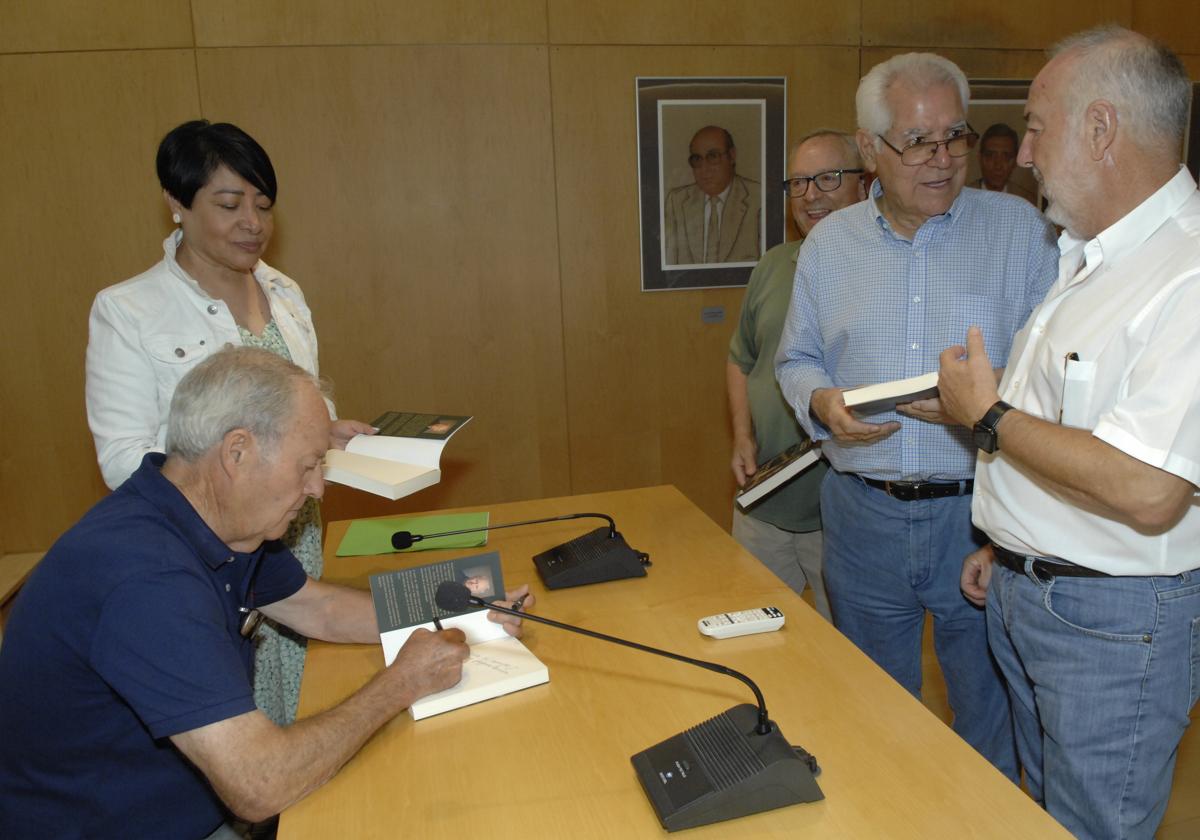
[280,485,1067,839]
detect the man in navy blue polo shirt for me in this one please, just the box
[0,347,529,839]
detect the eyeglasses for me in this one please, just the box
[688,149,730,168]
[783,169,865,197]
[877,127,979,166]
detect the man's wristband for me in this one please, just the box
[973,400,1014,454]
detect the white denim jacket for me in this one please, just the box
[86,231,327,489]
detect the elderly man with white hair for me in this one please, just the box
[939,26,1200,839]
[776,52,1058,778]
[0,347,530,840]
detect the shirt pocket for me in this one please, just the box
[144,335,217,401]
[1060,358,1098,430]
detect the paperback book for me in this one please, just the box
[368,551,548,719]
[735,439,821,509]
[842,372,939,415]
[323,411,471,500]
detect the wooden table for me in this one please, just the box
[279,485,1068,838]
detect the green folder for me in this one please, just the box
[335,512,490,557]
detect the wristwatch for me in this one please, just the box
[973,400,1014,454]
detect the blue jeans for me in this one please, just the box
[988,561,1200,839]
[820,469,1017,779]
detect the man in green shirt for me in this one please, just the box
[726,131,865,619]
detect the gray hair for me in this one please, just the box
[1050,25,1190,155]
[856,53,970,142]
[788,129,862,168]
[166,346,324,461]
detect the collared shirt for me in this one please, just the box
[86,231,330,490]
[975,166,1200,575]
[776,181,1058,481]
[729,239,827,531]
[0,454,308,839]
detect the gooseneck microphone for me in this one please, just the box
[435,581,771,733]
[434,581,824,831]
[400,514,651,590]
[391,513,616,550]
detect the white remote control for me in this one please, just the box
[698,607,785,639]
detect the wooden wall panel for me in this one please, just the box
[862,0,1131,49]
[547,0,857,46]
[0,0,192,53]
[1135,0,1200,54]
[192,1,547,47]
[195,46,570,524]
[551,46,859,529]
[860,47,1050,80]
[0,50,200,551]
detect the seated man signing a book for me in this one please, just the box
[0,347,531,840]
[775,53,1057,780]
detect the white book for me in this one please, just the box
[735,440,821,509]
[369,551,549,720]
[842,372,939,415]
[322,411,470,500]
[409,635,549,720]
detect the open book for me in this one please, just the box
[368,551,548,720]
[323,411,471,500]
[735,439,821,509]
[842,372,939,415]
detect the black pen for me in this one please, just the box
[511,594,527,613]
[1058,352,1080,424]
[433,616,444,631]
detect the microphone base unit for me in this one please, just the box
[532,527,651,589]
[630,703,823,831]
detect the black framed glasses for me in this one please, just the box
[688,149,730,168]
[783,168,865,198]
[877,126,979,166]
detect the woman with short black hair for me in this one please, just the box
[85,119,373,727]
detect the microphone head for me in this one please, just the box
[435,581,474,612]
[391,531,415,550]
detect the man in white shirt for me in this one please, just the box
[936,25,1200,840]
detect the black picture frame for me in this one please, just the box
[636,77,786,292]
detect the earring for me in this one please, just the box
[172,213,182,225]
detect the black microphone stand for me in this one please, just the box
[392,512,616,549]
[435,582,823,831]
[472,595,771,735]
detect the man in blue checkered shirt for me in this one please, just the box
[775,52,1058,781]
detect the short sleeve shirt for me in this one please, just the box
[0,453,307,839]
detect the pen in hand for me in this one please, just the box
[511,594,527,613]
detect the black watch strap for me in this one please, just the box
[973,400,1014,454]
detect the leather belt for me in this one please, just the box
[991,543,1111,579]
[854,475,974,502]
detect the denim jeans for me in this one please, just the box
[820,469,1017,779]
[988,561,1200,839]
[731,508,830,620]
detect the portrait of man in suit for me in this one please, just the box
[662,125,762,267]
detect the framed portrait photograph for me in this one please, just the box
[636,77,786,292]
[966,79,1041,209]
